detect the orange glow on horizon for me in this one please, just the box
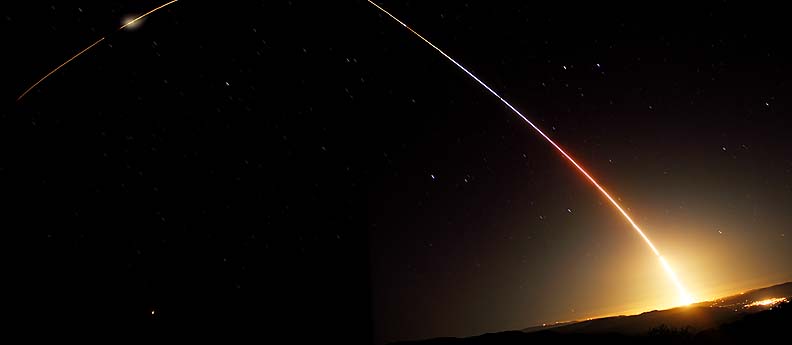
[744,297,787,308]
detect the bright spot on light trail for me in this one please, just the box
[121,14,146,30]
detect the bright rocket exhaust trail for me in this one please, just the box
[366,0,693,306]
[17,0,179,101]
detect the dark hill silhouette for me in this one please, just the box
[548,305,740,335]
[391,281,792,345]
[538,281,792,335]
[519,320,576,333]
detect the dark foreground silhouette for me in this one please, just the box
[393,282,792,345]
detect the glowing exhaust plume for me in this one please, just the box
[366,0,693,306]
[17,0,179,101]
[121,14,147,31]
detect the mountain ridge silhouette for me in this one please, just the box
[391,281,792,345]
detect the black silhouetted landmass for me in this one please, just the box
[391,282,792,345]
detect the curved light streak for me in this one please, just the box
[17,0,179,101]
[366,0,692,306]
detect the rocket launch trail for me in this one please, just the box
[17,0,179,101]
[366,0,693,305]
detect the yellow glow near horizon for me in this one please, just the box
[744,297,787,308]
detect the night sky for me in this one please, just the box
[5,1,792,343]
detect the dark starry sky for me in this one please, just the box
[4,1,792,344]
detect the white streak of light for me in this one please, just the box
[366,0,693,306]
